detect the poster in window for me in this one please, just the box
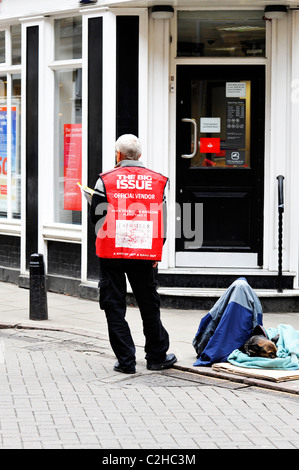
[0,106,17,212]
[64,123,82,211]
[0,107,8,181]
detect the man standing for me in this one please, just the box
[90,134,177,374]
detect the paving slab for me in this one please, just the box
[0,281,299,394]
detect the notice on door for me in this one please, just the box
[226,82,246,98]
[200,117,221,133]
[64,123,82,211]
[225,99,246,149]
[225,150,246,166]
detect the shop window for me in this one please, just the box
[0,31,5,63]
[11,74,21,218]
[54,17,82,60]
[11,25,21,65]
[177,11,265,57]
[0,73,21,219]
[0,76,7,216]
[0,26,22,221]
[53,17,82,225]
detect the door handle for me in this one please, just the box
[181,118,198,159]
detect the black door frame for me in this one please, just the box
[176,64,265,266]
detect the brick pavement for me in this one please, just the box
[1,327,299,450]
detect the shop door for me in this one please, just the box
[176,65,265,267]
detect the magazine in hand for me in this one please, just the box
[77,182,94,204]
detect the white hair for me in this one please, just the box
[115,134,142,160]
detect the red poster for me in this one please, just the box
[200,138,220,153]
[64,124,82,211]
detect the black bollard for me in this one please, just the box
[29,253,48,320]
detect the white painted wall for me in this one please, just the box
[147,14,171,269]
[265,12,298,281]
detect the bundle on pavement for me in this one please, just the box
[192,278,263,367]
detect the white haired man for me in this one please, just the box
[90,134,177,374]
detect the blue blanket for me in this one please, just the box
[193,278,263,366]
[228,324,299,370]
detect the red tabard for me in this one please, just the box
[95,166,168,261]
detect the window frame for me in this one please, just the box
[0,24,22,232]
[43,13,83,242]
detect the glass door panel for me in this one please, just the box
[189,80,251,168]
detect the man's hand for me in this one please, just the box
[153,261,158,268]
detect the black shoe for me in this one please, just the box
[114,361,136,374]
[147,353,177,371]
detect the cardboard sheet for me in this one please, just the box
[212,362,299,382]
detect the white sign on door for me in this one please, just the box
[226,82,246,98]
[200,117,221,133]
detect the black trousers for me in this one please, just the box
[99,258,170,370]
